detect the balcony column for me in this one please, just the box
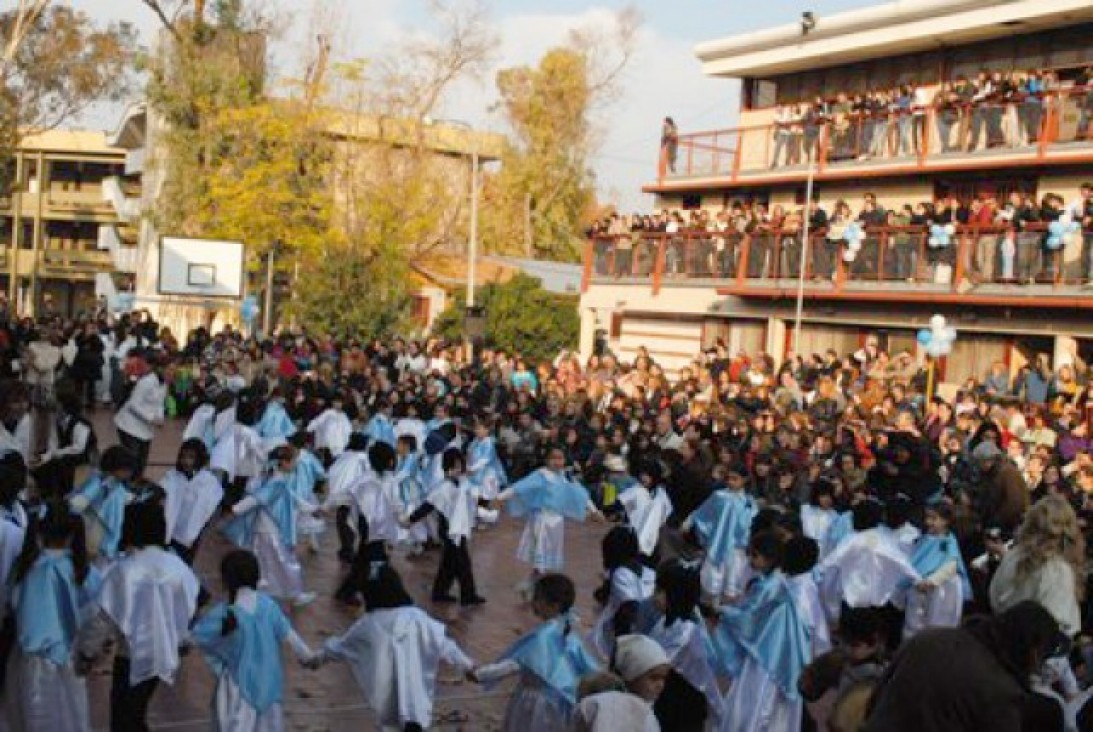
[578,307,598,362]
[28,151,46,317]
[766,317,787,364]
[8,152,23,304]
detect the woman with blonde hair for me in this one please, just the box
[989,495,1084,636]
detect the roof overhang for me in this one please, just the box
[107,103,147,149]
[696,0,1093,79]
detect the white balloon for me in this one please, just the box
[928,237,939,248]
[843,249,857,262]
[944,224,956,237]
[940,326,957,343]
[929,314,946,331]
[849,239,862,251]
[926,342,945,358]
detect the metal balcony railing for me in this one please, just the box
[582,223,1093,306]
[656,86,1093,183]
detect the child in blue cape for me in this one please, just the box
[467,419,507,526]
[362,400,397,449]
[680,461,757,605]
[222,446,319,608]
[309,563,475,731]
[394,434,427,553]
[800,479,839,558]
[472,573,599,732]
[287,436,327,554]
[715,531,811,732]
[901,502,970,640]
[4,501,99,732]
[68,445,137,565]
[192,550,317,731]
[255,391,297,452]
[494,447,603,598]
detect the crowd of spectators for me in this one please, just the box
[589,183,1093,284]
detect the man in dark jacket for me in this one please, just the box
[972,441,1029,534]
[864,601,1067,732]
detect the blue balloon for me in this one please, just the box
[917,328,932,345]
[1045,235,1063,251]
[1048,221,1064,236]
[1068,221,1082,234]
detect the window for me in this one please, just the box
[411,295,430,326]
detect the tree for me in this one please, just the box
[0,3,135,183]
[431,273,578,361]
[484,7,640,262]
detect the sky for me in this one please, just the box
[71,0,878,210]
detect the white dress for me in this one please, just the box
[517,511,567,572]
[648,618,723,726]
[902,562,963,640]
[322,606,474,730]
[788,572,832,658]
[1,651,90,732]
[720,654,802,732]
[817,528,920,625]
[307,409,352,457]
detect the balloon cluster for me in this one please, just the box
[1046,213,1082,251]
[928,223,955,249]
[917,314,957,358]
[241,295,260,325]
[842,222,866,263]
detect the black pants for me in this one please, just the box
[117,429,150,478]
[110,656,159,732]
[31,457,77,500]
[336,531,390,603]
[170,539,210,607]
[335,506,356,560]
[433,535,477,601]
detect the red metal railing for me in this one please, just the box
[585,222,1091,297]
[657,87,1093,182]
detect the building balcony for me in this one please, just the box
[101,176,141,222]
[46,187,114,215]
[39,248,115,276]
[652,88,1093,191]
[583,224,1093,309]
[97,224,140,273]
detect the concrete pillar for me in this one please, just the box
[578,307,597,361]
[766,316,787,364]
[1054,334,1078,369]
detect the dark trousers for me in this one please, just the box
[170,539,210,607]
[433,535,477,601]
[110,656,159,732]
[116,429,150,478]
[336,527,390,603]
[335,506,355,561]
[31,457,77,500]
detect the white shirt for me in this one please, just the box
[114,372,165,441]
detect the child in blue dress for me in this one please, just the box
[473,573,599,731]
[4,501,99,732]
[192,550,317,731]
[68,445,137,566]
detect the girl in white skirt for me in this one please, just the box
[473,573,599,731]
[495,447,602,598]
[222,446,319,608]
[192,550,317,732]
[901,502,969,640]
[467,419,507,526]
[3,502,98,732]
[287,437,327,553]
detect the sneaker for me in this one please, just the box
[292,592,317,608]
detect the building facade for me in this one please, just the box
[0,129,140,317]
[581,0,1093,390]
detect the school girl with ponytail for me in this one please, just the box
[191,550,317,731]
[471,573,600,731]
[1,501,98,731]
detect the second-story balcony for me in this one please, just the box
[583,223,1093,310]
[654,87,1093,189]
[101,176,141,222]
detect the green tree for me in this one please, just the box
[484,8,639,262]
[0,2,135,185]
[431,273,578,361]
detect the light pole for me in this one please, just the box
[792,157,817,356]
[425,116,480,359]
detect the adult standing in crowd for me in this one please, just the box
[112,348,165,477]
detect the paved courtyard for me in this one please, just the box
[84,413,609,731]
